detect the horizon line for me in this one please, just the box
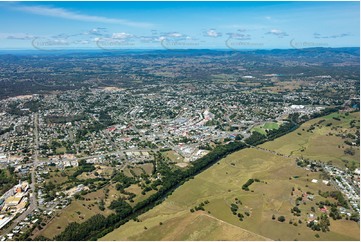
[0,46,359,52]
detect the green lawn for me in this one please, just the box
[260,112,360,169]
[252,122,280,135]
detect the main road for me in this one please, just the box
[0,113,39,236]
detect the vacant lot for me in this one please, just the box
[39,184,118,239]
[40,198,112,239]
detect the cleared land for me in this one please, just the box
[260,111,360,169]
[252,122,280,135]
[38,185,115,239]
[101,112,360,241]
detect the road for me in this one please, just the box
[1,113,39,236]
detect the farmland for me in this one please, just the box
[260,111,360,169]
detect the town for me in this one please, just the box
[0,49,359,240]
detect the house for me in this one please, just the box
[322,180,329,185]
[320,207,328,213]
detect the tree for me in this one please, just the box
[98,199,105,211]
[344,147,355,156]
[350,212,360,222]
[278,216,286,222]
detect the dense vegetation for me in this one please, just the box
[0,124,14,136]
[0,166,17,194]
[71,160,96,179]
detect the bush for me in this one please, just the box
[278,216,286,222]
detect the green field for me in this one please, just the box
[164,150,184,163]
[260,112,360,169]
[252,122,280,135]
[100,112,360,241]
[37,186,115,239]
[101,147,359,241]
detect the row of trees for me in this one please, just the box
[242,179,254,191]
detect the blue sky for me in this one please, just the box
[0,1,359,50]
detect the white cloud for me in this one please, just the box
[204,29,222,38]
[0,33,36,40]
[269,29,281,34]
[313,32,351,39]
[168,32,183,38]
[112,32,133,39]
[13,5,153,28]
[226,32,251,40]
[265,29,289,38]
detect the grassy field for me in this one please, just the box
[39,184,118,239]
[47,167,76,185]
[101,147,359,240]
[100,112,360,241]
[260,111,360,169]
[55,147,66,154]
[139,163,154,175]
[164,150,184,163]
[252,122,280,135]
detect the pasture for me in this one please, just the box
[260,111,360,169]
[101,147,359,240]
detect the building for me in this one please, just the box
[4,196,23,207]
[290,105,305,109]
[13,181,29,194]
[0,216,12,230]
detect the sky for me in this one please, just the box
[0,1,359,50]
